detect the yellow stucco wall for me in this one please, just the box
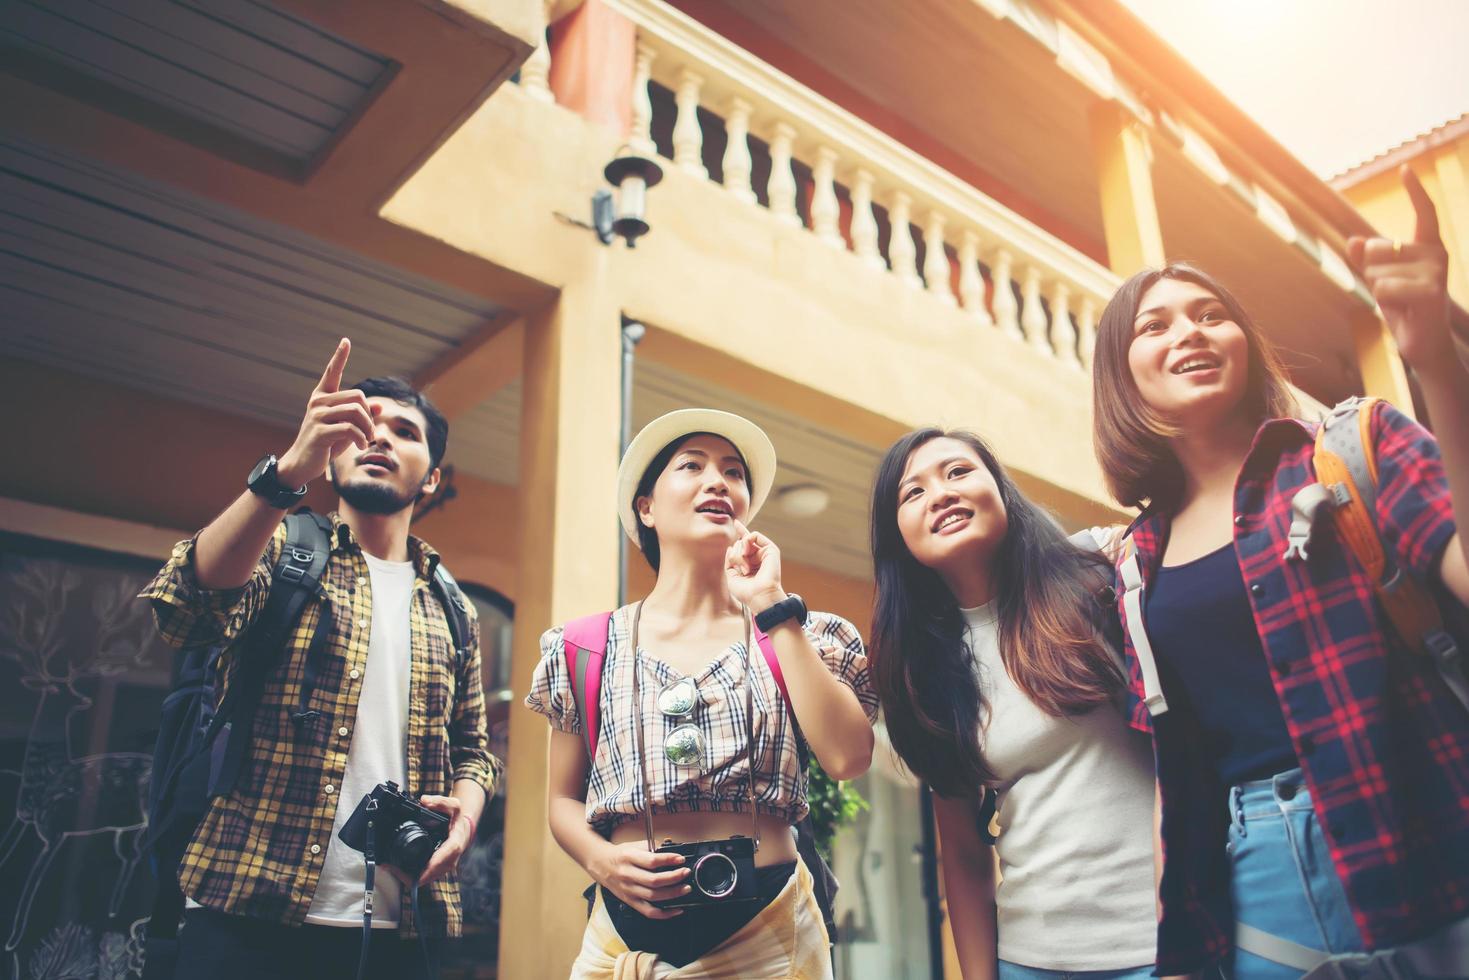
[382,84,1125,528]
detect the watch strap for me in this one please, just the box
[248,455,308,509]
[755,594,805,633]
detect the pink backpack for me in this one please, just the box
[561,611,792,761]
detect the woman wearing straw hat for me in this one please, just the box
[526,408,878,978]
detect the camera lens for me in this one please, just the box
[692,852,738,898]
[393,821,437,877]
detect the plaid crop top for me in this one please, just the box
[525,604,877,831]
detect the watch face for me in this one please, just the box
[249,454,277,486]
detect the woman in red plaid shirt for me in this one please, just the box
[1090,166,1469,979]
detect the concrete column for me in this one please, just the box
[1090,102,1165,276]
[1352,309,1417,419]
[498,251,623,979]
[549,0,637,136]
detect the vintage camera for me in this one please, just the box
[652,834,759,909]
[338,781,449,879]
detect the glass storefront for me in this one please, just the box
[0,531,517,980]
[831,740,943,980]
[0,532,171,979]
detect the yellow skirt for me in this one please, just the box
[569,860,834,980]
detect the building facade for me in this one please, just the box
[0,1,1426,978]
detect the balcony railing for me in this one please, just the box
[519,0,1121,370]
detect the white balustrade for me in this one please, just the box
[811,147,842,247]
[1050,281,1079,367]
[958,231,994,328]
[888,192,920,288]
[991,249,1021,339]
[600,0,1120,364]
[722,97,756,204]
[767,122,801,228]
[849,169,883,270]
[1077,297,1098,367]
[672,69,708,178]
[1021,266,1048,353]
[629,43,657,153]
[923,211,954,304]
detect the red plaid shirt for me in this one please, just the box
[1115,402,1468,975]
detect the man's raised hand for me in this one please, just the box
[275,338,375,488]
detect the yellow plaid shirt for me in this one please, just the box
[140,512,501,937]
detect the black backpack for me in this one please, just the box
[141,510,473,979]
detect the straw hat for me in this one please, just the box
[616,409,777,545]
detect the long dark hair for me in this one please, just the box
[869,429,1122,797]
[1091,263,1298,510]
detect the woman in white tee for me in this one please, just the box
[867,428,1158,980]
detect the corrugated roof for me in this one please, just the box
[1330,113,1469,189]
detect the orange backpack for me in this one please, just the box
[1286,396,1467,709]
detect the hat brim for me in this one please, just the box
[617,409,777,546]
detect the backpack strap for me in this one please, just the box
[563,612,613,761]
[1118,534,1170,717]
[1234,922,1331,973]
[751,624,793,718]
[1315,397,1402,585]
[1069,528,1126,673]
[287,512,336,726]
[1310,397,1469,711]
[212,510,332,792]
[430,561,474,671]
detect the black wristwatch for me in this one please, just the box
[755,593,807,633]
[247,454,308,509]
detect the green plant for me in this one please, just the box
[804,756,869,858]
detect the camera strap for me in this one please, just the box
[630,600,761,853]
[354,803,438,980]
[355,804,377,980]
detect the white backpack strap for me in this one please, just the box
[1119,535,1169,717]
[1283,482,1338,563]
[1236,923,1330,973]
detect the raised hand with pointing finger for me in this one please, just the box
[1347,165,1463,382]
[275,338,376,489]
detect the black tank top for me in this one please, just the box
[1146,543,1297,785]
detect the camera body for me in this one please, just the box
[651,834,758,909]
[338,780,449,879]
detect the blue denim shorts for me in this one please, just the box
[1224,768,1364,979]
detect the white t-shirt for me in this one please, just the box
[963,601,1157,971]
[304,551,415,928]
